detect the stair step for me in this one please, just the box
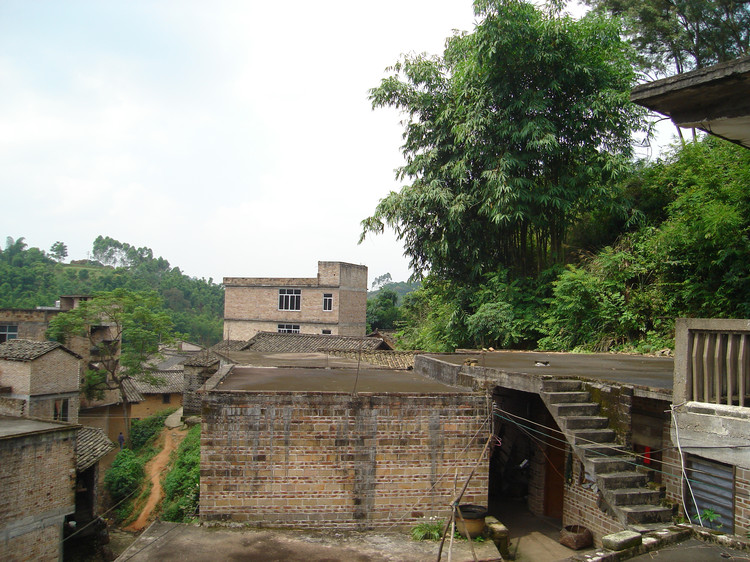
[588,456,637,474]
[620,504,673,524]
[578,443,627,458]
[570,428,616,445]
[541,379,583,392]
[629,522,683,534]
[551,402,600,417]
[598,471,648,489]
[560,416,609,430]
[609,487,662,506]
[544,391,591,404]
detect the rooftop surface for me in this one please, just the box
[0,415,76,439]
[432,350,674,389]
[217,366,465,393]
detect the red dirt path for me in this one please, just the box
[124,426,187,532]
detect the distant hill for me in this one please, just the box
[367,281,420,304]
[0,236,224,345]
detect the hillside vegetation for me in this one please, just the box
[0,235,223,345]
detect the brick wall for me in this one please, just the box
[562,454,624,546]
[201,391,489,529]
[0,428,77,562]
[0,396,26,417]
[0,309,60,341]
[30,349,80,395]
[0,360,31,394]
[736,467,750,537]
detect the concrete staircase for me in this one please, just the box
[540,379,672,530]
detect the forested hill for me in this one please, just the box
[0,236,224,345]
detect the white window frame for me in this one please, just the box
[278,324,300,334]
[0,324,18,343]
[278,289,301,311]
[323,293,333,311]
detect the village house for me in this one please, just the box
[0,339,82,423]
[223,261,368,340]
[0,416,78,561]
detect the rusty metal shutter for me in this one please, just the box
[685,455,735,534]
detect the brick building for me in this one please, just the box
[223,261,367,340]
[0,417,78,561]
[0,339,82,423]
[200,364,489,529]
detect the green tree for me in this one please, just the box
[366,288,401,331]
[586,0,750,75]
[49,241,68,262]
[361,0,644,281]
[47,289,175,436]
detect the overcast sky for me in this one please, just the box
[1,1,670,286]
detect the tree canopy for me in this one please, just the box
[48,289,175,434]
[361,0,645,281]
[586,0,750,75]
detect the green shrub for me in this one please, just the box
[411,519,444,541]
[161,424,200,522]
[104,448,145,504]
[129,408,176,450]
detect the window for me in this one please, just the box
[54,399,69,422]
[278,324,300,334]
[322,329,332,335]
[0,325,18,344]
[323,293,333,311]
[162,393,171,404]
[278,289,301,311]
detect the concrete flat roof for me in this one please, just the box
[217,366,466,393]
[431,350,674,390]
[0,415,76,439]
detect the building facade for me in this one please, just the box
[223,261,367,340]
[0,340,82,423]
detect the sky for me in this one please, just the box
[0,1,671,286]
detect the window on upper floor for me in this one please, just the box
[279,289,301,311]
[0,324,18,344]
[323,293,333,311]
[278,324,300,334]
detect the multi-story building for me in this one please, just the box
[223,261,367,340]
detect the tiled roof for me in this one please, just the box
[210,340,248,353]
[152,354,189,371]
[327,349,417,370]
[0,339,79,361]
[183,350,221,367]
[120,379,145,403]
[130,370,184,394]
[241,332,388,353]
[76,426,115,472]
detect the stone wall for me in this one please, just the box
[0,427,77,561]
[201,391,489,529]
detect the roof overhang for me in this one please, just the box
[631,56,750,149]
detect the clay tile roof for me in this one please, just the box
[0,339,80,361]
[241,332,389,353]
[210,340,248,353]
[131,370,184,394]
[77,426,115,472]
[120,379,145,403]
[183,350,221,367]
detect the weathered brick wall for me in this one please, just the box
[0,309,59,341]
[130,393,181,420]
[0,396,26,417]
[29,394,80,423]
[0,428,77,562]
[736,467,750,537]
[1,525,60,562]
[661,418,682,511]
[0,360,31,394]
[562,454,624,546]
[201,392,489,529]
[30,350,80,395]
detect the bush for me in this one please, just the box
[104,448,145,504]
[129,408,176,450]
[161,424,200,522]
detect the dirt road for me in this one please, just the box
[125,427,187,532]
